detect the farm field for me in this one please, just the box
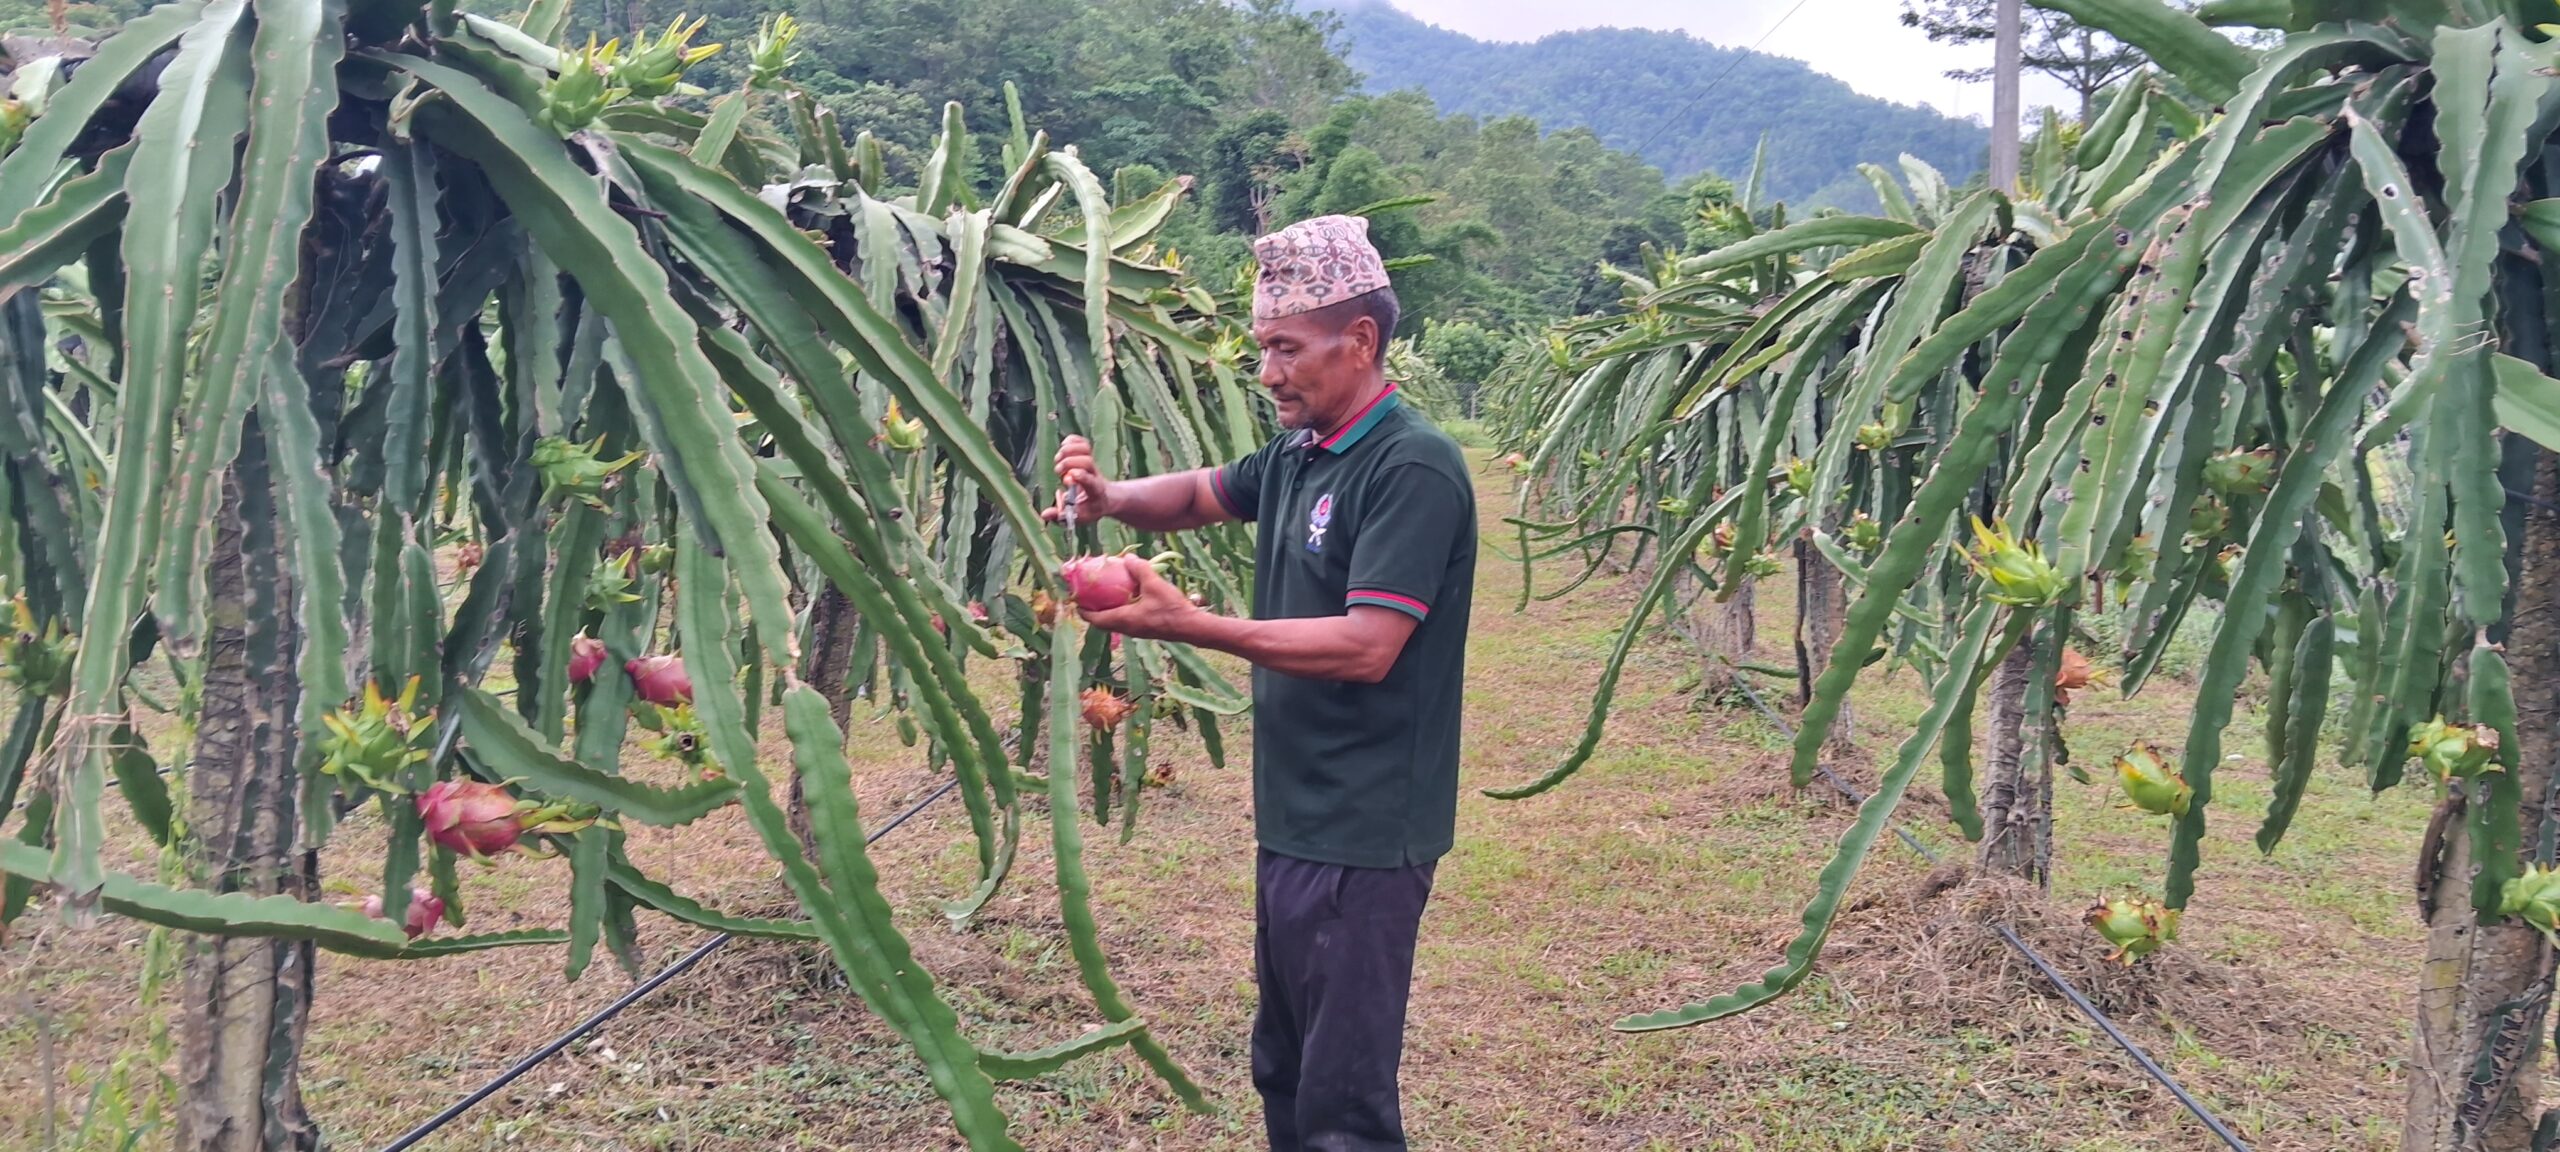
[5,452,2433,1151]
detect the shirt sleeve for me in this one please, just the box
[1210,437,1275,522]
[1345,463,1470,621]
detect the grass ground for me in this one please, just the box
[5,452,2433,1150]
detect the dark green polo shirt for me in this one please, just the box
[1210,384,1476,869]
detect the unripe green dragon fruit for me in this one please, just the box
[583,557,643,613]
[533,433,643,511]
[638,702,717,777]
[1840,512,1880,554]
[1779,457,1814,497]
[614,15,721,100]
[880,399,927,452]
[749,14,801,88]
[537,36,628,136]
[0,596,75,698]
[1656,496,1691,517]
[2084,895,2178,965]
[2184,495,2230,542]
[2202,446,2276,495]
[1741,550,1783,580]
[2407,716,2501,782]
[1963,516,2068,607]
[316,676,436,791]
[2113,741,2190,818]
[2499,863,2560,946]
[1853,422,1891,452]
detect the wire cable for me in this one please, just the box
[377,777,962,1152]
[1624,0,1825,162]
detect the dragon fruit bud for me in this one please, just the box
[1061,556,1141,612]
[568,635,608,684]
[2084,896,2177,965]
[2114,742,2191,818]
[418,779,526,858]
[625,654,693,706]
[363,887,445,939]
[1081,687,1135,732]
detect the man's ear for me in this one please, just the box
[1349,313,1380,364]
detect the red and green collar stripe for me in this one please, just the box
[1317,383,1401,453]
[1348,588,1429,620]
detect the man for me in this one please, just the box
[1043,214,1476,1151]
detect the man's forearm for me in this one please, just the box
[1100,469,1227,533]
[1180,612,1399,684]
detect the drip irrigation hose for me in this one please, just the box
[377,777,961,1152]
[1724,667,2252,1152]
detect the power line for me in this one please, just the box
[1625,0,1827,164]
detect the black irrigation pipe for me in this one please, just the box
[1723,668,2254,1152]
[377,777,962,1152]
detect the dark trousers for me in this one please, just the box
[1251,848,1437,1152]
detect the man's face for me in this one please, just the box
[1251,308,1374,431]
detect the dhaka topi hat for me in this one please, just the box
[1252,214,1391,321]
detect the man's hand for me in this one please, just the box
[1077,555,1204,643]
[1041,435,1115,523]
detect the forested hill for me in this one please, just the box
[1323,0,1988,208]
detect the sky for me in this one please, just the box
[1372,0,2078,123]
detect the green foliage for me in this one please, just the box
[1327,0,1988,208]
[0,6,1268,1143]
[1484,1,2560,1049]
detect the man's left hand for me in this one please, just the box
[1078,555,1204,642]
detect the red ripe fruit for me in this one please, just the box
[567,635,608,684]
[625,654,693,706]
[418,779,525,857]
[363,887,446,939]
[1060,556,1139,612]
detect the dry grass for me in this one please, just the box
[3,454,2435,1150]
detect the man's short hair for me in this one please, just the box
[1316,286,1398,366]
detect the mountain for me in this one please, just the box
[1319,0,1989,209]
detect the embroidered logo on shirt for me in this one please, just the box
[1307,493,1334,552]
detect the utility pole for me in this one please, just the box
[1989,0,2022,193]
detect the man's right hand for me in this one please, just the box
[1043,435,1114,523]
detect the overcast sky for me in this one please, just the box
[1373,0,2078,123]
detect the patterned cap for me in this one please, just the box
[1252,214,1390,320]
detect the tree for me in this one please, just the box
[1417,319,1505,415]
[1899,0,2146,121]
